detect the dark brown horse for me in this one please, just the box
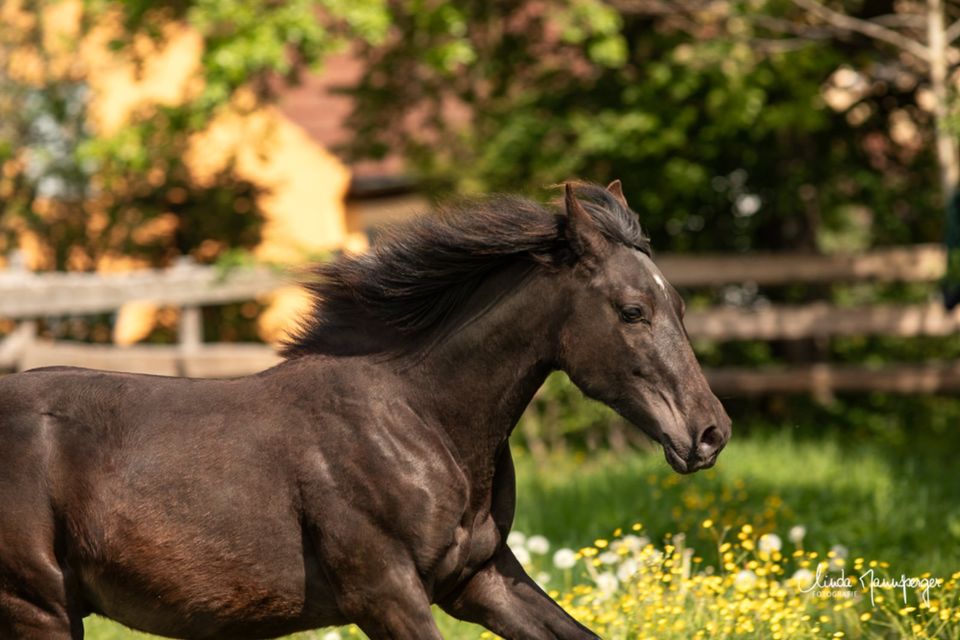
[0,181,729,639]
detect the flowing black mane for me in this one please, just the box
[281,182,649,358]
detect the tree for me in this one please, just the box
[736,0,960,309]
[778,0,958,199]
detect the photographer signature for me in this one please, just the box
[799,563,942,606]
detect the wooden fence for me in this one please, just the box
[665,244,960,397]
[0,256,286,377]
[1,244,958,395]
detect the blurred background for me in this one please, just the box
[2,1,960,637]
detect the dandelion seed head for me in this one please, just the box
[734,569,758,592]
[790,568,815,589]
[788,525,806,545]
[553,548,577,570]
[513,546,531,567]
[506,531,526,549]
[527,535,550,555]
[759,533,783,553]
[595,572,619,595]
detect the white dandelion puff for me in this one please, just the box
[790,568,815,589]
[734,569,757,592]
[527,535,550,555]
[512,546,531,567]
[506,531,526,549]
[758,533,782,554]
[553,548,577,570]
[788,525,806,545]
[595,572,619,595]
[616,558,639,582]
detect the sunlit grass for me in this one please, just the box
[85,431,958,639]
[512,431,957,578]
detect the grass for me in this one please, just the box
[513,429,958,578]
[84,428,959,639]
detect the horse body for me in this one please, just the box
[0,182,730,639]
[0,358,513,638]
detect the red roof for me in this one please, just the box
[277,53,406,183]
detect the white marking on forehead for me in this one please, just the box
[633,249,669,296]
[653,273,667,292]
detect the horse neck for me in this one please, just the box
[404,266,564,467]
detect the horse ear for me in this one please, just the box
[565,183,607,262]
[607,179,629,209]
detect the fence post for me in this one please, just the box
[179,307,202,352]
[174,257,203,375]
[1,251,37,371]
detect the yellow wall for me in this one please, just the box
[78,8,355,261]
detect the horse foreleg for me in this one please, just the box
[440,547,599,640]
[337,571,442,640]
[0,563,83,640]
[0,594,80,640]
[0,490,83,636]
[350,588,442,640]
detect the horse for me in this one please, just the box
[0,181,730,639]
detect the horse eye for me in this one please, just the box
[619,306,648,324]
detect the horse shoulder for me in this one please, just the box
[282,362,476,580]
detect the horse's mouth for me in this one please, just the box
[663,443,693,474]
[662,441,719,475]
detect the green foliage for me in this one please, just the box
[345,0,941,256]
[104,0,388,119]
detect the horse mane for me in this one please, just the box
[281,182,650,358]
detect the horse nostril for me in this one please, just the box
[698,424,724,459]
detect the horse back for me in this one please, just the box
[0,364,303,534]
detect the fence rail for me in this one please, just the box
[0,244,956,396]
[705,362,960,396]
[0,259,286,319]
[657,243,945,286]
[685,301,960,340]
